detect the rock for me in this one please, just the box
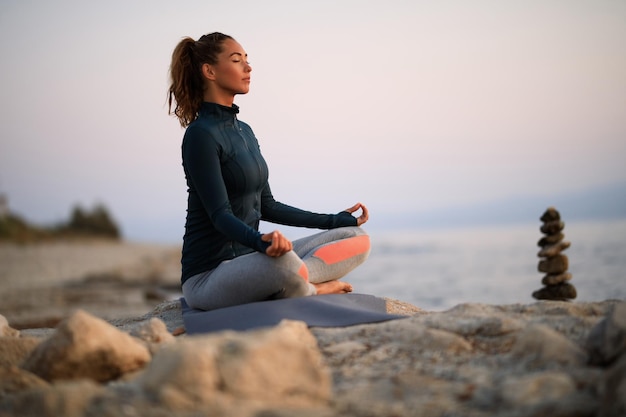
[311,301,613,417]
[0,315,19,338]
[541,272,573,286]
[319,315,474,354]
[0,336,40,367]
[540,220,565,235]
[22,309,151,382]
[499,371,576,407]
[216,321,330,404]
[538,254,569,274]
[600,353,626,417]
[249,407,336,417]
[312,318,473,416]
[520,301,609,345]
[17,328,56,340]
[130,317,175,355]
[422,303,525,337]
[537,240,571,257]
[3,379,104,417]
[0,365,48,399]
[538,232,565,246]
[511,323,587,367]
[134,320,331,412]
[540,207,561,222]
[587,301,626,366]
[533,283,577,300]
[322,340,369,363]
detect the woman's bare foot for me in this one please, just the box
[314,280,353,295]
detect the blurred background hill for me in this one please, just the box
[0,196,121,243]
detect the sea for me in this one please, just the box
[343,218,626,311]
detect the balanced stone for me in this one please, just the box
[540,207,561,222]
[538,233,565,247]
[537,241,571,258]
[538,255,569,274]
[541,272,572,286]
[540,220,565,235]
[532,283,577,301]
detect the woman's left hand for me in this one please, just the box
[345,202,369,226]
[261,230,293,257]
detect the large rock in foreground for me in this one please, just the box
[22,310,151,382]
[136,320,330,412]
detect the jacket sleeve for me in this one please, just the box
[183,126,270,253]
[260,182,357,229]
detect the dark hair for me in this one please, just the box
[168,32,234,127]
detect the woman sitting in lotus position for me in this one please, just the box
[168,32,370,311]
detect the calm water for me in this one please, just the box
[345,219,626,311]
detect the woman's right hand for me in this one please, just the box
[262,230,293,257]
[345,202,369,226]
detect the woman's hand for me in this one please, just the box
[345,202,369,226]
[262,230,293,257]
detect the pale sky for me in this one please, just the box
[1,0,625,242]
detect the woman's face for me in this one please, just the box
[209,39,252,97]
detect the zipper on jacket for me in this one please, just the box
[234,117,250,151]
[234,116,264,184]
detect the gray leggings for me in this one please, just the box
[182,226,370,310]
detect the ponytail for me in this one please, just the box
[168,32,234,127]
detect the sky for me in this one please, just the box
[1,0,625,243]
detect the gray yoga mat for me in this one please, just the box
[181,293,404,334]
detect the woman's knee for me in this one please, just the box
[314,229,370,264]
[338,225,368,238]
[270,256,314,298]
[340,227,371,253]
[273,251,309,281]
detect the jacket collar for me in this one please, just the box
[199,102,240,119]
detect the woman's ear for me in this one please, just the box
[201,63,216,81]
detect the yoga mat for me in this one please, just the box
[181,293,404,334]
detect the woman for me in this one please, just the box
[168,32,370,311]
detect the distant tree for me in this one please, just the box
[0,212,49,242]
[0,213,26,239]
[0,201,121,242]
[68,206,87,231]
[65,203,121,239]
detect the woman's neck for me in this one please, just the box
[203,90,235,107]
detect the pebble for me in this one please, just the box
[538,254,569,274]
[538,232,565,246]
[540,220,565,235]
[540,207,561,222]
[537,240,571,258]
[541,272,572,286]
[532,282,578,301]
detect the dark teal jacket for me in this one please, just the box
[181,102,356,282]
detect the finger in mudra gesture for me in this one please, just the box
[346,202,369,226]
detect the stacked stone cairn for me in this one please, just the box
[532,207,577,301]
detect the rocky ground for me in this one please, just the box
[0,241,624,417]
